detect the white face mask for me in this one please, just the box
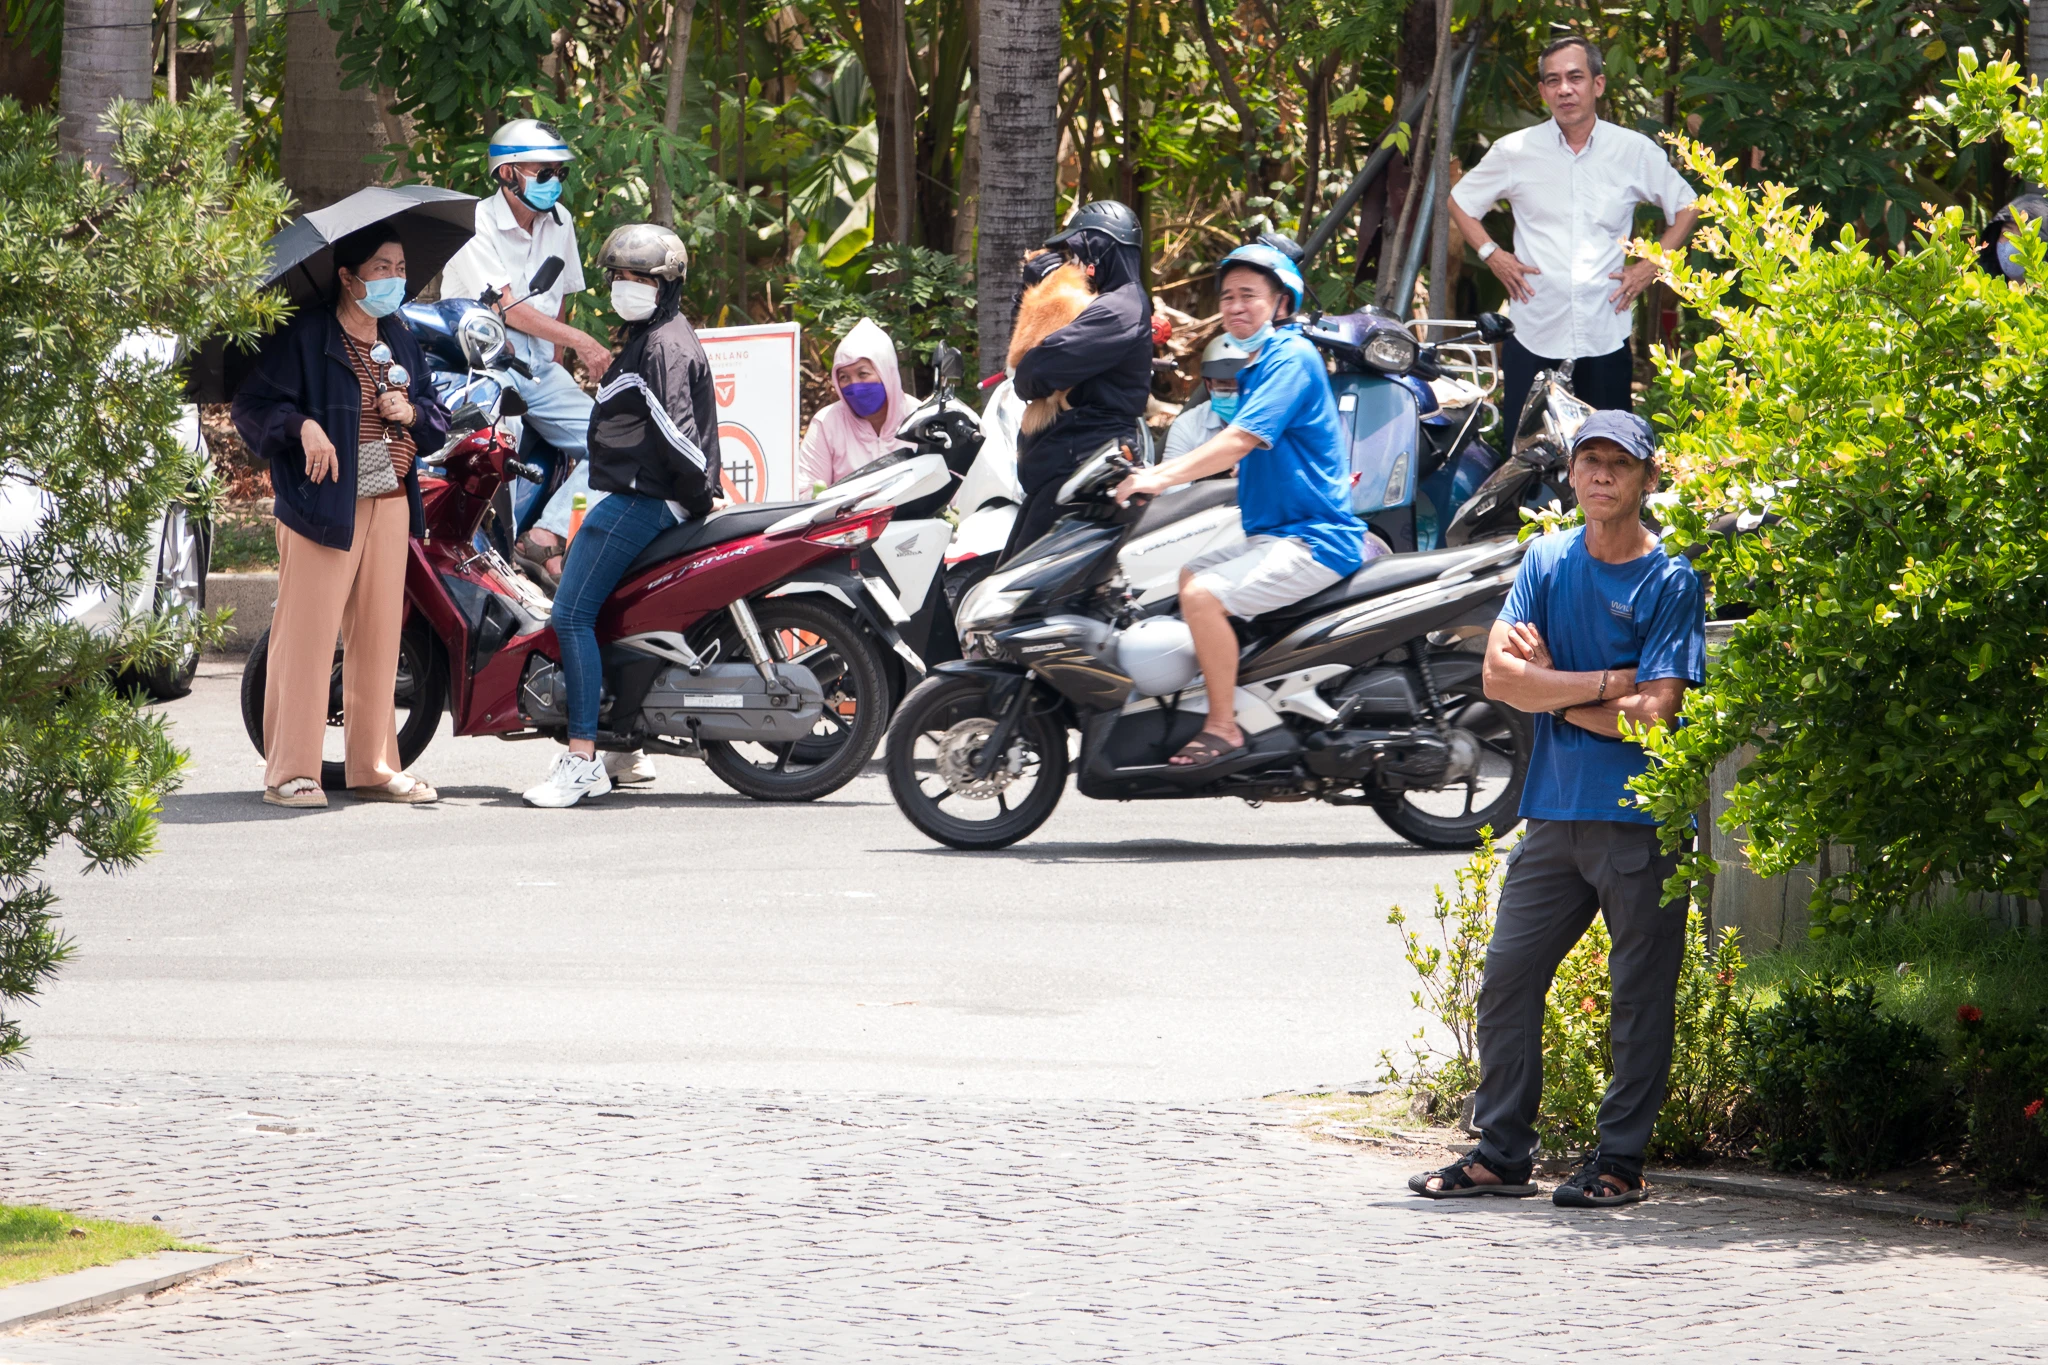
[611,280,659,321]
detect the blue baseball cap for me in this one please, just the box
[1570,410,1658,461]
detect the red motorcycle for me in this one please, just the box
[240,351,924,802]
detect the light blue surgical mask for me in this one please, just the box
[1235,321,1275,352]
[1209,391,1240,421]
[356,276,405,317]
[520,173,564,212]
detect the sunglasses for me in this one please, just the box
[521,165,564,183]
[368,341,410,392]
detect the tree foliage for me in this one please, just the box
[1630,53,2048,930]
[0,89,286,1060]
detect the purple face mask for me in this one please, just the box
[841,380,888,418]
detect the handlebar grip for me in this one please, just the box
[507,459,544,482]
[505,356,534,379]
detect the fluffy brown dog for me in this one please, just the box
[1007,252,1095,436]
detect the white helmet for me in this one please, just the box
[1200,332,1254,381]
[1115,617,1200,697]
[487,119,574,173]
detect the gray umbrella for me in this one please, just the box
[188,184,480,402]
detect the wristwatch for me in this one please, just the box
[1477,241,1499,262]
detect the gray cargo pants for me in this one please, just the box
[1470,818,1686,1178]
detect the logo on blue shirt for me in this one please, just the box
[1607,599,1632,620]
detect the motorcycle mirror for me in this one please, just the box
[528,257,565,295]
[933,342,964,386]
[1475,312,1514,344]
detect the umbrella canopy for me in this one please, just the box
[187,184,480,403]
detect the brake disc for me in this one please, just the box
[934,718,1026,799]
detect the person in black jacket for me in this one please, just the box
[1003,200,1154,559]
[524,223,718,808]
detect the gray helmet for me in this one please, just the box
[1200,332,1254,381]
[1045,199,1142,249]
[597,222,689,282]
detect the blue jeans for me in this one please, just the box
[551,493,677,741]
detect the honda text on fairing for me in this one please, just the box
[883,444,1533,851]
[237,264,930,802]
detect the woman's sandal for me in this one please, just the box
[1407,1151,1537,1199]
[1167,731,1246,768]
[1551,1157,1647,1208]
[263,777,327,809]
[351,773,439,804]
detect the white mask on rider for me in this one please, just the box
[611,280,659,322]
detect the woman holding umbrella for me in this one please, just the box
[234,221,450,808]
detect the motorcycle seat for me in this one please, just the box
[1259,542,1505,623]
[624,501,812,576]
[1131,478,1238,537]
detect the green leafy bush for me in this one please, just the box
[0,90,283,1062]
[1379,827,1501,1107]
[1955,1005,2048,1188]
[1631,53,2048,930]
[786,244,977,375]
[1737,977,1943,1179]
[1537,920,1612,1153]
[1654,919,1749,1162]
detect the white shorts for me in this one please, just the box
[1182,535,1342,619]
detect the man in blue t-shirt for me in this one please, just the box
[1114,243,1368,767]
[1409,409,1705,1210]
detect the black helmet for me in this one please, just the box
[1985,192,2048,281]
[1045,199,1143,249]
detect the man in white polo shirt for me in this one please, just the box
[440,119,615,564]
[1447,35,1698,435]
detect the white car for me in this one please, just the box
[0,334,213,700]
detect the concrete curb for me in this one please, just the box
[0,1251,248,1333]
[207,572,276,654]
[1650,1168,2040,1235]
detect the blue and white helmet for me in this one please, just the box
[487,119,574,173]
[1217,242,1306,313]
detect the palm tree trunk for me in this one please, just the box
[58,0,152,170]
[974,0,1061,377]
[861,0,916,245]
[280,1,386,212]
[2033,0,2048,82]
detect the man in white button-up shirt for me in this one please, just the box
[1447,35,1698,436]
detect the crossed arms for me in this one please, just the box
[1481,619,1687,740]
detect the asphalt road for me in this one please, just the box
[19,661,1475,1102]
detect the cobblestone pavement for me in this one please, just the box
[4,1070,2046,1363]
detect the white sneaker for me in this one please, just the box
[522,752,612,808]
[603,749,657,786]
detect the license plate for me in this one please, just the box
[682,694,748,709]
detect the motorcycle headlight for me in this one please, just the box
[458,309,510,371]
[1363,327,1419,372]
[957,579,1031,630]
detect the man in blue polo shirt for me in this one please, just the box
[1408,409,1705,1209]
[1114,243,1368,767]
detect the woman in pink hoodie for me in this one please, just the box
[799,317,913,489]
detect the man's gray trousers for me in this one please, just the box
[1470,818,1686,1177]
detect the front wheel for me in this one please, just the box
[1371,699,1532,849]
[239,621,445,790]
[884,674,1069,850]
[131,502,210,701]
[698,599,891,802]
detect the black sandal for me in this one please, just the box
[1407,1150,1537,1199]
[1551,1155,1647,1208]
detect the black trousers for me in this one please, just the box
[1000,479,1067,564]
[1499,336,1634,442]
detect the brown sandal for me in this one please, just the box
[1167,731,1246,768]
[263,777,327,809]
[351,773,438,804]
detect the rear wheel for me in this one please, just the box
[239,622,445,790]
[1371,696,1531,849]
[884,674,1069,850]
[698,599,889,802]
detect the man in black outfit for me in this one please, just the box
[1003,199,1155,560]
